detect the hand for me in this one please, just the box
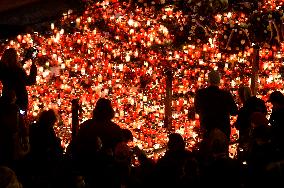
[133,146,144,156]
[24,47,34,60]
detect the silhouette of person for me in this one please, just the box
[155,133,193,187]
[75,98,123,188]
[247,112,276,188]
[0,89,30,164]
[76,98,123,156]
[194,70,238,140]
[268,91,284,157]
[201,128,241,188]
[234,85,267,151]
[29,109,63,160]
[0,48,37,112]
[114,128,133,163]
[27,109,64,188]
[0,92,20,166]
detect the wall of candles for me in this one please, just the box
[0,0,283,159]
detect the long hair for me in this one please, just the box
[238,85,252,104]
[38,109,57,129]
[1,48,19,68]
[167,133,185,151]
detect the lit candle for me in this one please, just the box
[51,23,55,30]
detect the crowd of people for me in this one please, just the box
[0,47,284,188]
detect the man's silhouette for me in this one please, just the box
[194,70,238,140]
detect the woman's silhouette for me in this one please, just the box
[0,48,37,112]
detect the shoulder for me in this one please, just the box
[220,88,232,95]
[246,96,266,108]
[220,89,234,98]
[197,87,207,93]
[246,96,260,103]
[79,119,95,130]
[110,121,120,127]
[109,121,122,130]
[195,88,207,96]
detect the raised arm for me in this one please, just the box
[228,92,238,116]
[26,61,37,85]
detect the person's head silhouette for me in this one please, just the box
[1,48,19,68]
[38,109,57,129]
[208,70,220,86]
[238,85,251,104]
[167,133,185,152]
[268,91,284,106]
[92,98,115,121]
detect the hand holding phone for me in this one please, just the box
[32,48,38,59]
[19,109,26,115]
[24,47,38,60]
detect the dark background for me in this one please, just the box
[0,0,82,39]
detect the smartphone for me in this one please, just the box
[32,48,38,59]
[19,109,26,115]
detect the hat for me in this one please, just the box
[268,91,284,104]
